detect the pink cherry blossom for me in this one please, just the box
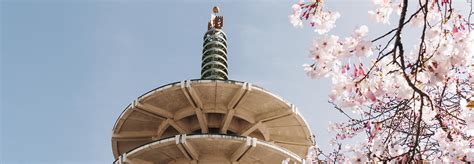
[368,6,393,24]
[410,12,424,27]
[289,14,303,28]
[312,11,340,34]
[352,25,369,39]
[290,0,473,162]
[355,40,373,57]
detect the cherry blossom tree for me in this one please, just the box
[290,0,474,163]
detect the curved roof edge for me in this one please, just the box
[114,134,305,164]
[112,79,314,139]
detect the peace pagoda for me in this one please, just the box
[111,7,314,164]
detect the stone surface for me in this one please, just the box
[113,134,303,164]
[111,79,313,163]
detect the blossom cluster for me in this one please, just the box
[290,0,474,162]
[289,0,340,34]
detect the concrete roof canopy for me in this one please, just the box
[112,80,313,163]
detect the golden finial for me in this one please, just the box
[213,6,220,14]
[208,6,223,30]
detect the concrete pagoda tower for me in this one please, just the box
[112,7,314,164]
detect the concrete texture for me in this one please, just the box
[114,134,303,164]
[111,79,313,163]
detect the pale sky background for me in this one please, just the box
[1,0,471,163]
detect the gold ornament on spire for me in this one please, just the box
[208,6,223,30]
[213,6,220,14]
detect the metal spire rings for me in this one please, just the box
[201,7,228,80]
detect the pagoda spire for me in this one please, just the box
[201,6,229,80]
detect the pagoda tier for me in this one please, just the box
[111,80,313,161]
[113,134,304,164]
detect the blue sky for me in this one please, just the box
[3,0,467,163]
